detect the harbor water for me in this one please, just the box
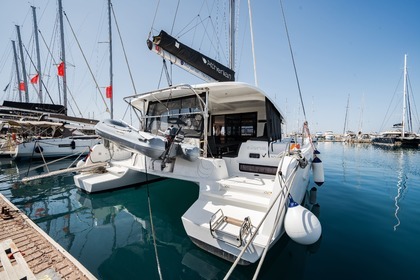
[0,142,419,279]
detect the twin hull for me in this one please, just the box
[76,139,314,264]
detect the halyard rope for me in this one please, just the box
[144,156,163,280]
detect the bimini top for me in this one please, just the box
[127,82,285,121]
[125,82,285,142]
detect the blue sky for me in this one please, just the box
[1,0,420,135]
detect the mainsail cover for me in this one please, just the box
[148,30,235,82]
[2,101,67,115]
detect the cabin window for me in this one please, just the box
[211,112,257,144]
[225,112,257,142]
[146,94,205,138]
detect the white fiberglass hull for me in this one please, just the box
[181,145,313,264]
[74,164,158,193]
[14,137,101,160]
[74,143,157,193]
[76,138,314,263]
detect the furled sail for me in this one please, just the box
[2,100,67,115]
[147,30,235,82]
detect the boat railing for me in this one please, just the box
[224,159,301,279]
[123,84,207,108]
[139,111,203,121]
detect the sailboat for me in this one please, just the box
[74,0,324,267]
[0,0,103,160]
[372,54,420,148]
[342,94,357,142]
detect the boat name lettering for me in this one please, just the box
[246,146,265,151]
[202,57,232,80]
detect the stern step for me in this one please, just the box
[209,209,253,247]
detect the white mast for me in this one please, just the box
[402,54,407,137]
[247,0,258,86]
[229,0,235,73]
[343,94,350,135]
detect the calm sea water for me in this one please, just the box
[1,142,419,279]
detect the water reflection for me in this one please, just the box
[74,191,151,275]
[393,150,408,231]
[0,156,325,279]
[372,146,415,231]
[0,157,77,185]
[178,191,323,280]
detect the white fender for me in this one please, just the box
[312,155,324,186]
[284,197,322,245]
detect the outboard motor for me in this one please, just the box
[161,126,183,169]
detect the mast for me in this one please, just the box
[229,0,235,73]
[358,94,365,134]
[58,0,67,111]
[108,0,114,119]
[16,25,29,103]
[402,54,407,137]
[32,6,43,103]
[247,0,258,86]
[343,94,350,135]
[11,40,23,102]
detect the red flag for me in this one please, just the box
[57,62,65,76]
[106,86,112,98]
[30,74,39,84]
[19,82,25,91]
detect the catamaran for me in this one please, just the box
[74,0,324,267]
[74,80,324,264]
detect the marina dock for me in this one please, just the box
[0,193,96,280]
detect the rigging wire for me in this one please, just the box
[111,3,137,95]
[279,0,307,121]
[4,62,14,100]
[407,74,420,132]
[0,42,12,74]
[224,162,300,279]
[174,15,202,39]
[204,15,229,65]
[236,4,250,81]
[144,157,163,280]
[171,0,181,34]
[148,0,161,39]
[38,29,82,117]
[38,29,61,104]
[63,11,110,115]
[22,43,52,103]
[379,72,403,132]
[166,0,182,87]
[405,74,413,132]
